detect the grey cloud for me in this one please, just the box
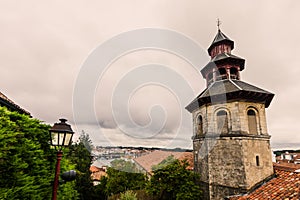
[98,120,117,129]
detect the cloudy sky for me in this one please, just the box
[0,0,299,149]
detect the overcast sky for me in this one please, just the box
[0,0,299,149]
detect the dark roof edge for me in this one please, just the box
[200,54,245,78]
[0,96,31,116]
[185,91,274,113]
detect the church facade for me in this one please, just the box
[186,28,274,199]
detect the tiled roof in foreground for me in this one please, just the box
[0,91,30,115]
[229,163,300,200]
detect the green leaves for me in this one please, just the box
[102,160,147,196]
[151,155,176,171]
[67,131,97,200]
[119,190,137,200]
[147,159,202,200]
[110,159,142,173]
[0,106,54,200]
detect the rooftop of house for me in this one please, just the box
[133,150,193,174]
[0,91,30,115]
[90,165,107,181]
[228,163,300,200]
[90,165,101,173]
[273,162,300,171]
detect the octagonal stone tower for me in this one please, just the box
[186,28,275,200]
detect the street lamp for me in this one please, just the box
[49,118,74,200]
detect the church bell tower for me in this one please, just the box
[186,25,274,199]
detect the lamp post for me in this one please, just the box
[49,118,74,200]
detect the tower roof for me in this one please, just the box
[185,79,274,112]
[208,29,234,56]
[201,52,245,78]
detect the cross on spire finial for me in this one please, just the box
[217,18,222,31]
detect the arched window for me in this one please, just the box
[217,110,229,134]
[197,115,203,135]
[248,110,258,134]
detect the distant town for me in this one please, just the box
[92,146,192,162]
[89,142,300,173]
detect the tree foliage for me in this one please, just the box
[0,106,54,199]
[151,155,176,171]
[0,105,202,200]
[58,150,79,200]
[68,131,98,200]
[147,159,202,200]
[119,190,137,200]
[110,159,142,173]
[102,159,147,196]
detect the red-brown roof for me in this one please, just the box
[229,163,300,200]
[91,170,107,181]
[90,165,107,180]
[134,150,193,174]
[90,165,101,173]
[0,91,30,115]
[273,162,300,172]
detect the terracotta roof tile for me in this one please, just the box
[229,163,300,200]
[90,165,107,181]
[134,150,193,174]
[90,165,101,173]
[274,162,300,172]
[91,171,107,181]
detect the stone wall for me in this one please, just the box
[242,138,273,188]
[192,101,268,137]
[192,101,273,199]
[194,136,273,199]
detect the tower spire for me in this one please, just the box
[217,18,222,31]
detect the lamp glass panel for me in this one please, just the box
[63,133,72,146]
[51,132,59,146]
[58,133,65,146]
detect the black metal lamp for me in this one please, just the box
[49,118,74,150]
[50,118,74,200]
[61,170,77,182]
